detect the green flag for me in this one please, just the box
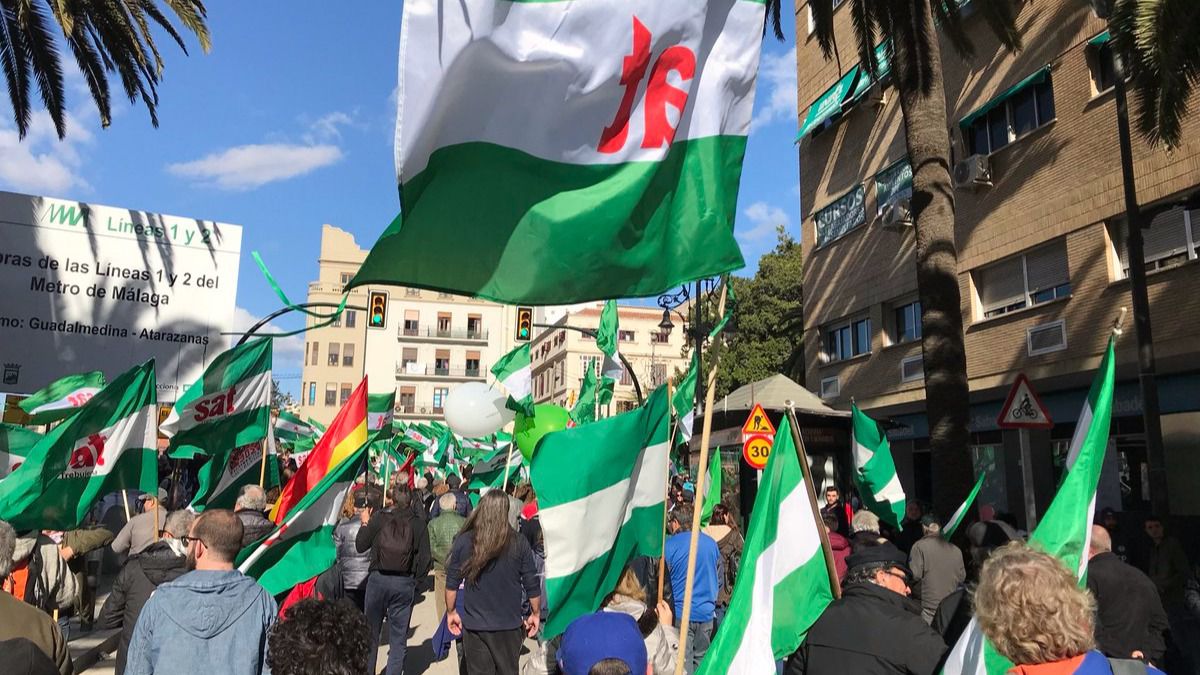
[492,344,534,416]
[943,472,986,541]
[368,392,397,438]
[673,354,699,441]
[595,300,624,403]
[700,447,722,527]
[850,403,907,530]
[275,411,315,445]
[697,415,835,674]
[534,385,670,637]
[942,338,1117,674]
[570,365,600,425]
[0,361,158,530]
[162,339,273,459]
[0,424,43,480]
[192,435,280,512]
[237,440,369,596]
[18,371,107,425]
[468,447,522,492]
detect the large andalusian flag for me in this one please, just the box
[0,424,43,481]
[698,415,834,674]
[533,385,670,637]
[492,344,534,416]
[239,441,368,596]
[346,0,765,304]
[942,338,1116,675]
[850,404,907,530]
[367,392,397,438]
[0,362,158,530]
[19,371,106,425]
[162,339,273,459]
[272,378,369,523]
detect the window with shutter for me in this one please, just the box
[1109,207,1198,276]
[977,257,1026,317]
[1025,241,1071,304]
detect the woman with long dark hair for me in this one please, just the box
[445,490,541,675]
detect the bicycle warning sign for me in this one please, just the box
[997,374,1054,429]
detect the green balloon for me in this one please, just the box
[514,404,572,460]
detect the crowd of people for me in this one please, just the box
[1,466,1198,675]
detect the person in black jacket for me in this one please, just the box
[1087,524,1169,664]
[97,510,194,675]
[784,541,947,675]
[355,485,431,675]
[234,485,275,549]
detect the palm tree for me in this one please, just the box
[799,0,1021,516]
[1109,0,1200,147]
[0,0,210,140]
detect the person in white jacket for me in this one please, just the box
[603,567,680,675]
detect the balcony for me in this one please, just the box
[397,325,489,343]
[396,364,488,381]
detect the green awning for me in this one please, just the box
[843,41,893,107]
[797,66,861,140]
[1088,30,1111,47]
[958,65,1051,128]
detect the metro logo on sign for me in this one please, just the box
[997,373,1054,429]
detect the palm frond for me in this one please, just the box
[136,0,188,54]
[1113,0,1200,147]
[62,19,110,127]
[125,1,165,76]
[809,0,840,64]
[973,0,1021,52]
[0,0,34,137]
[932,0,974,60]
[160,0,208,52]
[763,0,783,41]
[16,0,67,137]
[849,0,879,80]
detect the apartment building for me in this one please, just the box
[796,2,1200,523]
[298,225,519,426]
[530,304,690,415]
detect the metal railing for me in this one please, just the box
[396,364,488,378]
[398,326,488,340]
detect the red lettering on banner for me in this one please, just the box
[193,386,237,423]
[598,17,652,154]
[69,433,107,469]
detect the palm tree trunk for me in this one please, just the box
[891,2,973,519]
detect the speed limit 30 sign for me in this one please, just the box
[742,433,773,470]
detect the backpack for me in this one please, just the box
[374,509,416,575]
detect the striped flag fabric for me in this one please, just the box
[18,371,106,425]
[469,446,523,492]
[532,385,670,638]
[162,339,273,459]
[673,354,698,441]
[367,392,397,437]
[570,366,601,425]
[697,414,834,674]
[699,444,721,527]
[943,472,986,541]
[0,424,43,480]
[0,361,158,531]
[492,344,534,416]
[345,0,764,304]
[942,338,1117,675]
[192,432,281,512]
[850,403,907,530]
[238,441,368,596]
[596,301,625,396]
[275,411,316,445]
[271,378,369,523]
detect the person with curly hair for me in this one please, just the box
[267,598,370,675]
[974,543,1164,674]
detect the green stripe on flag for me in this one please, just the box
[0,424,43,480]
[850,404,907,530]
[533,385,670,638]
[18,371,106,425]
[163,339,273,459]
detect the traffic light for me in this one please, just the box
[515,306,533,341]
[367,291,388,329]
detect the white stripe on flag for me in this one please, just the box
[28,387,102,415]
[162,370,273,437]
[727,487,820,672]
[941,618,990,675]
[501,366,531,401]
[541,441,668,580]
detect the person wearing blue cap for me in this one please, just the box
[558,611,651,675]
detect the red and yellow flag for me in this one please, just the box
[272,378,369,523]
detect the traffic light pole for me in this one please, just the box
[532,322,644,406]
[234,302,367,346]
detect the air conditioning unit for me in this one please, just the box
[879,196,913,230]
[953,154,992,190]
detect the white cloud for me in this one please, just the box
[230,305,305,370]
[302,110,358,144]
[0,109,94,195]
[738,200,791,243]
[752,50,799,130]
[166,143,343,190]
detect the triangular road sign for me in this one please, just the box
[741,403,776,436]
[997,373,1054,429]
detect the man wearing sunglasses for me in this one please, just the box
[783,540,949,674]
[125,509,277,675]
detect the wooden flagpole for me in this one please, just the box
[258,436,270,488]
[787,405,842,599]
[121,490,131,521]
[673,284,727,675]
[658,381,676,604]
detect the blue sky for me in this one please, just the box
[0,1,800,394]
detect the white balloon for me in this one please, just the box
[443,382,510,439]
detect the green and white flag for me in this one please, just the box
[533,385,670,637]
[162,339,273,459]
[596,300,625,381]
[673,354,699,441]
[192,430,281,512]
[0,424,43,480]
[699,445,722,528]
[346,0,764,305]
[0,361,158,531]
[570,365,601,425]
[275,411,316,445]
[697,415,834,674]
[469,446,523,492]
[943,472,986,541]
[850,403,907,531]
[18,371,106,425]
[368,392,397,438]
[492,344,534,416]
[942,338,1116,675]
[307,417,327,433]
[237,441,368,596]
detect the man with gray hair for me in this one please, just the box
[0,519,72,675]
[234,484,274,548]
[428,492,466,618]
[908,514,965,624]
[98,511,195,675]
[1087,523,1169,663]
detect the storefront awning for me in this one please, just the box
[797,66,861,140]
[959,65,1051,128]
[843,41,892,107]
[1088,30,1111,47]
